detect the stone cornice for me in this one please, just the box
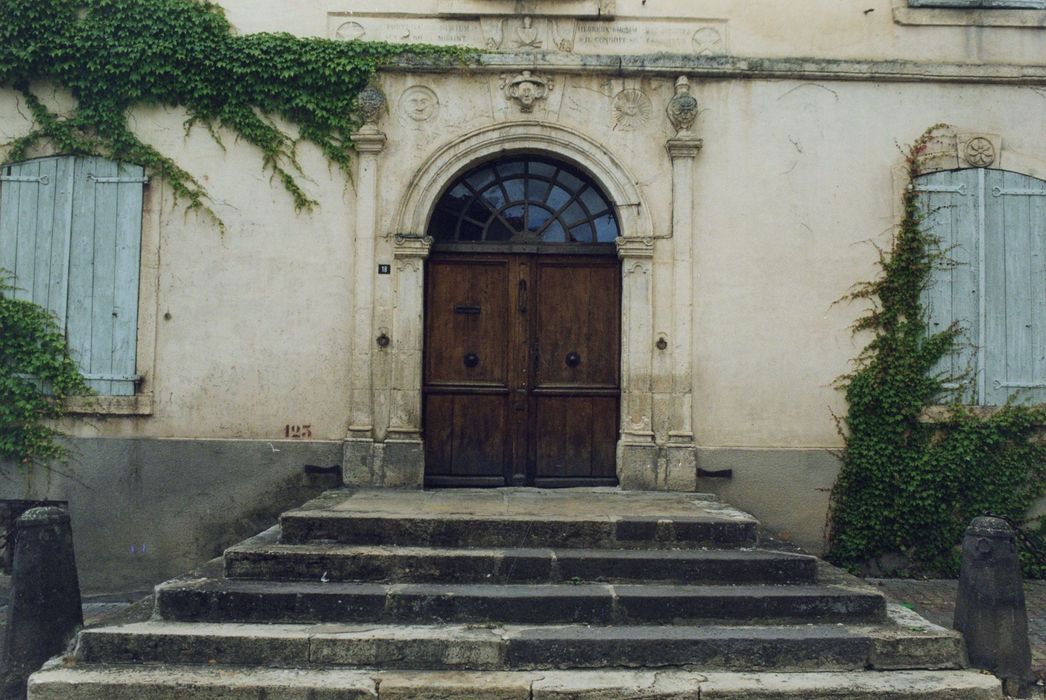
[382,52,1046,86]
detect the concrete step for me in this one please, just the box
[155,577,886,625]
[28,665,1005,700]
[225,527,817,585]
[75,609,964,672]
[279,488,759,549]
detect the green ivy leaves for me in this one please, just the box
[827,126,1046,578]
[0,0,470,227]
[0,271,90,468]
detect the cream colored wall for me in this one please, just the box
[1,2,1043,457]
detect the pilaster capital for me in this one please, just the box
[615,235,655,260]
[666,137,703,160]
[354,126,388,154]
[393,233,433,259]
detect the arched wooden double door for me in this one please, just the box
[423,156,621,487]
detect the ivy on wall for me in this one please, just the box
[0,0,468,226]
[0,271,90,471]
[827,126,1046,578]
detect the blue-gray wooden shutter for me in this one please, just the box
[66,157,144,395]
[915,169,981,401]
[0,157,75,325]
[983,170,1046,405]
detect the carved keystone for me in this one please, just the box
[502,70,554,113]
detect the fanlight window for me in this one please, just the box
[427,156,620,246]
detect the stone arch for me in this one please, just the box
[395,121,653,242]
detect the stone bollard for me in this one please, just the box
[0,507,83,700]
[953,515,1035,699]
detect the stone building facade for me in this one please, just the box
[1,0,1044,591]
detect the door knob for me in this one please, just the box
[464,352,479,368]
[565,352,581,368]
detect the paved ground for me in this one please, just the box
[869,577,1046,686]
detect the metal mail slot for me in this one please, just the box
[454,304,481,315]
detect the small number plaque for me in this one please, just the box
[377,264,391,275]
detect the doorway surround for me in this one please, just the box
[343,118,701,491]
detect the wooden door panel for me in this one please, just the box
[424,393,509,480]
[534,258,620,388]
[425,257,511,386]
[532,396,618,481]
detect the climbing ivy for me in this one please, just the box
[0,270,90,471]
[827,126,1046,578]
[0,0,470,227]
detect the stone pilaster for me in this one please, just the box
[371,233,433,488]
[343,123,388,484]
[665,135,702,490]
[615,235,659,489]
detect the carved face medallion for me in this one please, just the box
[400,86,439,122]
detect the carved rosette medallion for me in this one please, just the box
[501,71,554,113]
[400,85,439,122]
[357,86,386,124]
[612,89,652,131]
[666,76,698,135]
[963,137,996,168]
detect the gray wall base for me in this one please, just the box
[695,446,841,555]
[0,438,341,594]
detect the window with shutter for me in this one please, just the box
[0,155,145,396]
[916,168,1046,405]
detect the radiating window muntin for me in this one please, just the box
[428,156,620,246]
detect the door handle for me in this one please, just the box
[565,352,581,368]
[518,279,527,313]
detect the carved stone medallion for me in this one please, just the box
[963,137,996,168]
[400,86,439,122]
[334,21,366,41]
[666,76,698,135]
[691,27,723,56]
[501,71,554,113]
[612,89,652,131]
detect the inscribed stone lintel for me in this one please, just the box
[436,0,614,17]
[327,13,728,57]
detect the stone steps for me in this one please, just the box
[28,488,1004,699]
[74,613,963,672]
[154,578,886,625]
[276,488,759,549]
[28,665,1005,700]
[226,528,818,584]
